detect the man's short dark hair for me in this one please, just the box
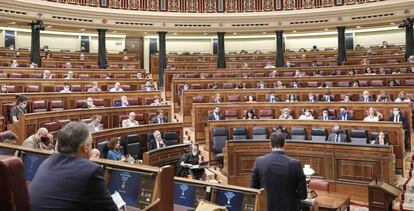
[57,121,90,154]
[270,132,286,148]
[0,131,18,143]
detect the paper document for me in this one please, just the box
[111,191,126,209]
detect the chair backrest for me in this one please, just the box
[32,100,48,113]
[350,129,367,144]
[6,86,16,93]
[71,85,82,92]
[50,100,64,111]
[252,127,268,140]
[291,127,306,140]
[0,73,7,78]
[118,115,129,127]
[43,121,61,133]
[0,156,31,211]
[53,85,64,92]
[258,109,273,119]
[96,141,108,158]
[309,179,329,192]
[370,131,379,142]
[10,73,22,78]
[163,132,178,146]
[128,98,139,106]
[26,85,40,93]
[80,74,91,79]
[223,83,234,89]
[127,142,140,159]
[228,95,241,102]
[192,96,205,103]
[232,128,248,140]
[225,110,238,120]
[212,128,228,155]
[93,99,105,108]
[75,100,86,108]
[144,98,155,105]
[310,128,327,141]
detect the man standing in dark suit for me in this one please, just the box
[208,107,225,120]
[149,110,168,124]
[29,121,117,211]
[389,107,409,130]
[327,125,347,142]
[251,132,307,211]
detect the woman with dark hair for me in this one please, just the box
[352,80,360,88]
[179,142,205,179]
[10,95,28,123]
[373,132,389,145]
[388,80,398,87]
[106,137,126,162]
[243,109,258,120]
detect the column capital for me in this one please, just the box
[97,29,107,33]
[337,26,346,30]
[275,30,284,34]
[157,31,168,36]
[217,32,225,36]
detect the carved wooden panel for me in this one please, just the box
[337,159,376,182]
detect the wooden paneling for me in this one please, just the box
[143,143,190,167]
[224,140,395,197]
[208,120,404,169]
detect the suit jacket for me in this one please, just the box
[388,114,409,129]
[87,122,103,133]
[336,113,353,120]
[207,113,225,120]
[327,133,347,142]
[122,119,139,128]
[251,151,307,211]
[318,115,334,121]
[29,153,117,211]
[149,116,168,124]
[113,102,128,107]
[265,95,280,103]
[359,96,374,102]
[320,96,335,102]
[148,139,165,151]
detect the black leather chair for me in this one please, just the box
[369,131,379,144]
[232,128,248,140]
[310,128,327,141]
[212,128,228,163]
[127,142,140,159]
[163,132,178,146]
[252,127,268,140]
[96,140,108,158]
[350,129,368,144]
[291,127,306,140]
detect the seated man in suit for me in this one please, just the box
[148,130,165,151]
[319,108,334,121]
[389,107,408,130]
[359,90,374,102]
[86,81,102,92]
[327,125,347,143]
[142,80,154,91]
[29,121,117,211]
[114,95,130,107]
[207,107,225,120]
[109,82,124,92]
[122,112,139,128]
[320,90,335,102]
[81,97,96,109]
[337,107,353,121]
[257,81,266,89]
[149,110,168,124]
[251,132,307,211]
[265,92,280,103]
[87,115,103,133]
[22,128,54,150]
[306,93,318,102]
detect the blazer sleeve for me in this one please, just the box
[295,161,307,200]
[250,158,260,189]
[148,139,155,151]
[84,167,118,211]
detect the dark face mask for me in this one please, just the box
[41,136,50,145]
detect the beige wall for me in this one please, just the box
[166,38,212,53]
[0,30,4,48]
[285,33,337,51]
[15,31,80,51]
[354,29,405,47]
[225,37,276,52]
[90,36,126,53]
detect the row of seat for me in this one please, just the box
[2,84,135,93]
[211,127,381,161]
[95,132,179,159]
[0,73,141,79]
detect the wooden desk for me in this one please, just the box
[191,102,412,137]
[163,63,414,97]
[0,68,147,79]
[12,105,172,144]
[0,78,152,93]
[172,74,414,105]
[208,120,404,169]
[223,140,394,201]
[317,191,351,211]
[143,143,190,167]
[0,58,140,69]
[0,91,161,117]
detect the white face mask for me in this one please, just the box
[305,112,310,116]
[393,111,399,116]
[283,113,288,117]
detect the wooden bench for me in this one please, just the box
[190,102,413,139]
[223,140,394,202]
[206,120,405,169]
[0,58,140,69]
[10,105,172,144]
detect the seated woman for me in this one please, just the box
[285,94,298,102]
[278,108,293,120]
[243,109,258,120]
[212,93,223,103]
[0,84,8,93]
[106,137,126,162]
[10,95,28,124]
[298,109,314,120]
[373,132,388,145]
[341,95,352,102]
[376,91,391,102]
[364,67,376,75]
[387,80,398,87]
[178,143,205,180]
[363,107,382,122]
[351,80,360,88]
[246,94,256,103]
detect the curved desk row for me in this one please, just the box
[206,120,405,169]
